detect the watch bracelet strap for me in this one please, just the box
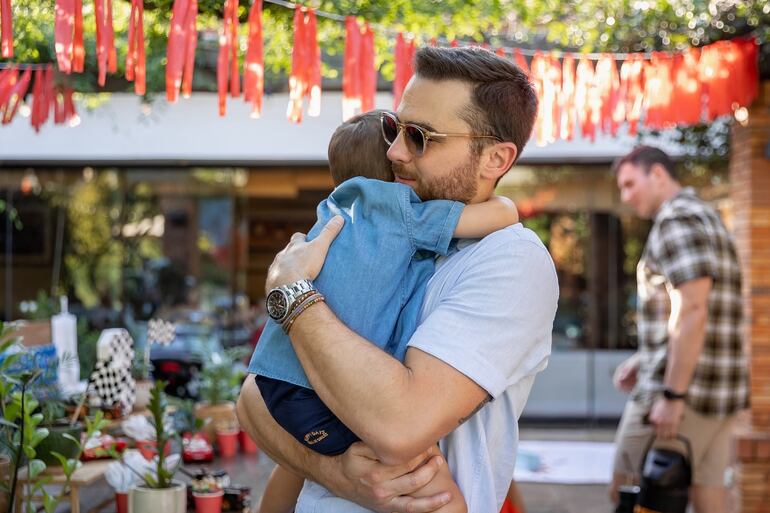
[282,293,325,334]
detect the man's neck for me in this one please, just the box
[654,182,683,216]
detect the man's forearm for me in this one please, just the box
[288,302,421,458]
[664,305,708,393]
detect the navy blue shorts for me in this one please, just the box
[255,375,360,456]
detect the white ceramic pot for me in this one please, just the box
[133,380,154,411]
[128,481,187,513]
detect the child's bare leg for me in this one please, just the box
[258,465,305,513]
[410,446,467,513]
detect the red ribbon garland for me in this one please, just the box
[181,0,197,98]
[358,22,375,113]
[287,6,321,123]
[393,33,415,110]
[54,0,75,73]
[2,67,31,124]
[126,0,146,95]
[243,0,264,118]
[559,54,576,141]
[0,0,12,58]
[342,17,376,120]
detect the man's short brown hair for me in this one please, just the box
[328,110,393,186]
[613,145,678,180]
[414,46,538,168]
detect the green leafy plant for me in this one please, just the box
[169,398,207,434]
[145,380,180,489]
[199,347,248,405]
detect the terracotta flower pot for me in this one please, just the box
[237,430,259,454]
[128,481,187,513]
[216,429,239,458]
[193,490,224,513]
[115,492,128,513]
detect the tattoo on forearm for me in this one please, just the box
[458,395,492,425]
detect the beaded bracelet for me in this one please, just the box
[282,292,325,334]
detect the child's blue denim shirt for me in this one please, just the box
[247,176,463,389]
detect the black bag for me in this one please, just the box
[635,435,693,513]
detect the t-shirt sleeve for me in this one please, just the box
[403,195,464,256]
[655,216,718,287]
[407,239,558,398]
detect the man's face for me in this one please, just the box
[386,77,482,204]
[616,162,659,219]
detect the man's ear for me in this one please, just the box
[649,163,670,184]
[481,142,518,182]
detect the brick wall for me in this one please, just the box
[730,79,770,513]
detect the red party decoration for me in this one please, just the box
[287,6,321,123]
[243,0,264,118]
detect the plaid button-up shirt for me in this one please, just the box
[631,187,749,416]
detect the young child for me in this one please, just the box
[248,109,519,513]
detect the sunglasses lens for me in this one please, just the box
[403,125,426,156]
[381,114,399,145]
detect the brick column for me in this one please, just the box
[730,80,770,513]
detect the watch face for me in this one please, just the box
[267,289,288,321]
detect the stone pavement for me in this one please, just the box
[54,425,619,513]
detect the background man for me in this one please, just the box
[611,145,749,513]
[237,46,558,513]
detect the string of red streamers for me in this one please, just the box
[0,65,77,128]
[393,33,416,109]
[287,6,321,123]
[526,37,758,145]
[342,17,375,120]
[0,0,12,58]
[217,0,239,116]
[243,0,264,118]
[126,0,146,95]
[166,0,197,102]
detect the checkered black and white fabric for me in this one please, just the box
[108,329,135,369]
[89,358,136,410]
[147,319,176,345]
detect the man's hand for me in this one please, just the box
[265,216,345,292]
[648,397,685,439]
[328,442,452,513]
[613,353,641,393]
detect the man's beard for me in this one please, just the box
[393,154,480,203]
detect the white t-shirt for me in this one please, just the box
[296,224,558,513]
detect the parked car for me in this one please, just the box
[149,323,224,399]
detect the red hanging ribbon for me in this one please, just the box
[559,54,576,141]
[217,0,240,116]
[180,0,197,98]
[63,87,77,123]
[243,0,264,117]
[72,0,84,72]
[30,68,44,131]
[0,66,18,113]
[574,57,596,142]
[342,16,362,120]
[95,0,117,86]
[54,0,75,73]
[644,52,674,129]
[358,22,375,113]
[126,0,146,95]
[166,0,194,102]
[1,0,12,58]
[735,38,759,108]
[618,54,644,135]
[393,33,415,110]
[2,67,31,124]
[595,54,620,136]
[531,52,561,146]
[671,48,701,125]
[287,6,321,123]
[513,49,529,77]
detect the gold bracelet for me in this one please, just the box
[282,293,325,334]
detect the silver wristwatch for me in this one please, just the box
[266,279,316,323]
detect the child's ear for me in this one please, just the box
[481,142,518,182]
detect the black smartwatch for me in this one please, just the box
[662,387,686,401]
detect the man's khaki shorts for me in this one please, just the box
[613,400,738,487]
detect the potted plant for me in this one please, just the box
[33,399,85,466]
[194,348,247,442]
[191,475,224,513]
[127,381,186,513]
[170,398,213,463]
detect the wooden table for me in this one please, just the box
[15,459,114,513]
